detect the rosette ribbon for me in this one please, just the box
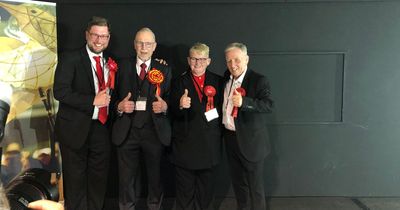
[204,85,216,111]
[106,57,118,90]
[231,87,246,118]
[147,68,164,96]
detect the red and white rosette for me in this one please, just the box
[106,57,118,90]
[231,87,246,118]
[204,85,216,111]
[147,68,164,96]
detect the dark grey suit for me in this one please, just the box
[112,57,171,210]
[223,69,273,210]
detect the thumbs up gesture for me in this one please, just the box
[153,94,168,113]
[93,89,110,108]
[117,92,134,113]
[232,89,243,107]
[179,89,191,109]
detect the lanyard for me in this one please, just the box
[190,73,205,101]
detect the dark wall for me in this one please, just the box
[54,0,400,197]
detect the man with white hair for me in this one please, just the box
[222,42,273,210]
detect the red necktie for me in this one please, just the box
[139,63,147,80]
[93,56,107,124]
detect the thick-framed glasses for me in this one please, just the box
[189,57,209,63]
[89,33,110,40]
[135,41,155,48]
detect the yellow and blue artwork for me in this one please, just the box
[0,0,58,185]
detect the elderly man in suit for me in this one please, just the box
[222,42,273,210]
[170,43,223,210]
[54,16,114,210]
[112,27,171,210]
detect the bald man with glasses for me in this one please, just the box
[112,27,172,210]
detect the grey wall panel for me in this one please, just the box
[251,52,344,123]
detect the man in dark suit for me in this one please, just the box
[170,43,223,210]
[222,42,273,210]
[54,16,114,210]
[112,27,171,210]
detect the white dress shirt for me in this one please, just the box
[136,58,151,76]
[222,69,247,131]
[86,45,109,119]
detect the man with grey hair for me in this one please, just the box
[170,42,223,210]
[112,27,171,210]
[222,42,273,210]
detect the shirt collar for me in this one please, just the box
[191,71,206,79]
[230,67,248,84]
[136,57,151,68]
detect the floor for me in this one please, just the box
[104,197,400,210]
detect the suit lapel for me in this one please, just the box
[240,69,251,91]
[184,70,202,104]
[226,69,251,124]
[148,60,157,100]
[182,70,194,92]
[80,48,95,93]
[201,70,213,105]
[130,58,139,99]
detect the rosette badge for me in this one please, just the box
[107,57,118,90]
[204,85,216,111]
[147,68,164,96]
[231,87,246,118]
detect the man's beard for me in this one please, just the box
[88,44,106,54]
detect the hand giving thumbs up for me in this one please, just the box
[117,92,134,113]
[180,89,191,109]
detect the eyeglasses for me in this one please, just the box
[89,33,110,40]
[135,41,155,48]
[189,57,209,63]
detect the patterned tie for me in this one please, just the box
[93,56,107,124]
[139,63,147,80]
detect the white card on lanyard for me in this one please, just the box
[205,108,219,122]
[135,97,147,111]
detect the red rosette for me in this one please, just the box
[106,57,118,90]
[204,85,216,111]
[147,68,164,96]
[231,87,246,118]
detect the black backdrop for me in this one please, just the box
[50,0,400,201]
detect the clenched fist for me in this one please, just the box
[93,89,110,108]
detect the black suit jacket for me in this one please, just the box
[224,69,273,162]
[112,57,172,146]
[54,47,114,150]
[170,69,223,170]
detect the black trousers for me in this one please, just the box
[174,165,216,210]
[224,129,266,210]
[60,120,110,210]
[117,124,163,210]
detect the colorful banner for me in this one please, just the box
[0,0,57,184]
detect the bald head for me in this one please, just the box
[134,27,157,61]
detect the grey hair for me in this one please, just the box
[225,42,247,55]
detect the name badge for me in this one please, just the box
[135,97,147,111]
[205,108,219,122]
